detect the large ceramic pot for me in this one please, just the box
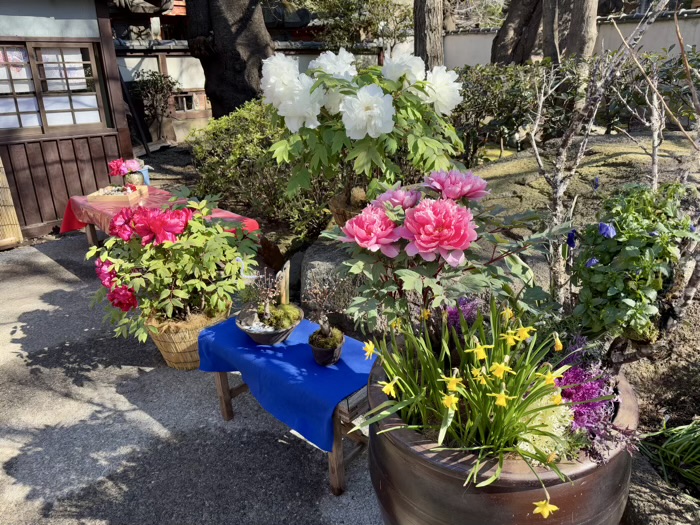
[368,363,639,525]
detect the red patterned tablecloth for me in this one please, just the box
[60,187,259,235]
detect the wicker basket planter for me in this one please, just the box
[147,312,229,370]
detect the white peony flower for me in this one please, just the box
[324,89,345,115]
[340,84,395,140]
[421,66,464,116]
[261,53,301,109]
[308,47,357,81]
[381,53,426,85]
[277,73,325,133]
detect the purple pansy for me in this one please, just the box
[447,297,483,333]
[593,177,600,191]
[567,229,577,249]
[586,257,599,268]
[599,222,617,239]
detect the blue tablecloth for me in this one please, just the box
[198,319,376,452]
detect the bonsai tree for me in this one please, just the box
[303,275,350,351]
[241,269,302,331]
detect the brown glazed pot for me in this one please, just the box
[368,363,639,525]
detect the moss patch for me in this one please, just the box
[309,327,344,350]
[258,304,302,330]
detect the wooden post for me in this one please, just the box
[86,224,99,247]
[0,158,23,250]
[278,260,291,306]
[214,372,234,421]
[328,408,346,496]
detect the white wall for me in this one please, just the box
[166,56,205,89]
[0,0,99,39]
[442,17,700,70]
[597,16,700,53]
[444,32,496,69]
[117,56,160,83]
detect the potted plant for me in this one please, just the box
[236,270,304,345]
[364,306,638,525]
[258,49,465,225]
[108,157,151,186]
[302,276,350,366]
[87,198,258,370]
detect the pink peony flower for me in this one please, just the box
[108,158,128,178]
[109,207,135,242]
[95,259,116,289]
[372,188,422,210]
[425,170,490,201]
[132,208,190,246]
[124,159,142,173]
[107,285,138,312]
[399,198,478,267]
[340,205,402,258]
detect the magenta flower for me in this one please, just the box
[340,205,402,257]
[132,208,190,246]
[372,188,421,210]
[124,159,142,173]
[424,170,489,201]
[107,285,138,312]
[400,198,478,267]
[95,259,116,289]
[108,158,128,178]
[109,207,135,242]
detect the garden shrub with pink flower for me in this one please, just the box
[324,169,565,330]
[87,198,258,342]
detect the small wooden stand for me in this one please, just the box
[212,371,368,496]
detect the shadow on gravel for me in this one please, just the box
[12,288,162,386]
[13,424,327,525]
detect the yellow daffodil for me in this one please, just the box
[390,319,402,331]
[442,393,459,410]
[364,341,376,360]
[378,378,398,399]
[421,309,431,321]
[537,370,563,386]
[487,391,517,407]
[466,342,494,361]
[552,394,563,406]
[501,307,514,321]
[553,334,564,352]
[471,367,487,385]
[515,325,535,342]
[500,331,518,347]
[546,452,558,464]
[533,499,559,519]
[490,361,515,380]
[441,375,463,392]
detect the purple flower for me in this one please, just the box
[593,177,600,191]
[691,225,696,233]
[447,297,482,333]
[567,229,577,249]
[586,258,599,268]
[599,222,617,239]
[649,231,659,237]
[557,365,614,435]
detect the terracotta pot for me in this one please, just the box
[235,304,304,345]
[368,363,639,525]
[311,335,345,366]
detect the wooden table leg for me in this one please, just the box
[214,372,234,421]
[86,224,99,246]
[328,408,346,496]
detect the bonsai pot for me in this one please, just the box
[310,335,345,366]
[147,311,229,371]
[235,303,304,346]
[367,362,639,525]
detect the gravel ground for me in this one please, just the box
[0,234,381,525]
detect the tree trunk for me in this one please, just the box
[542,0,561,63]
[187,0,274,118]
[491,0,542,64]
[414,0,444,69]
[566,0,598,59]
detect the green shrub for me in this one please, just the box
[572,183,698,341]
[189,99,336,240]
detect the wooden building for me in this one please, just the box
[0,0,132,237]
